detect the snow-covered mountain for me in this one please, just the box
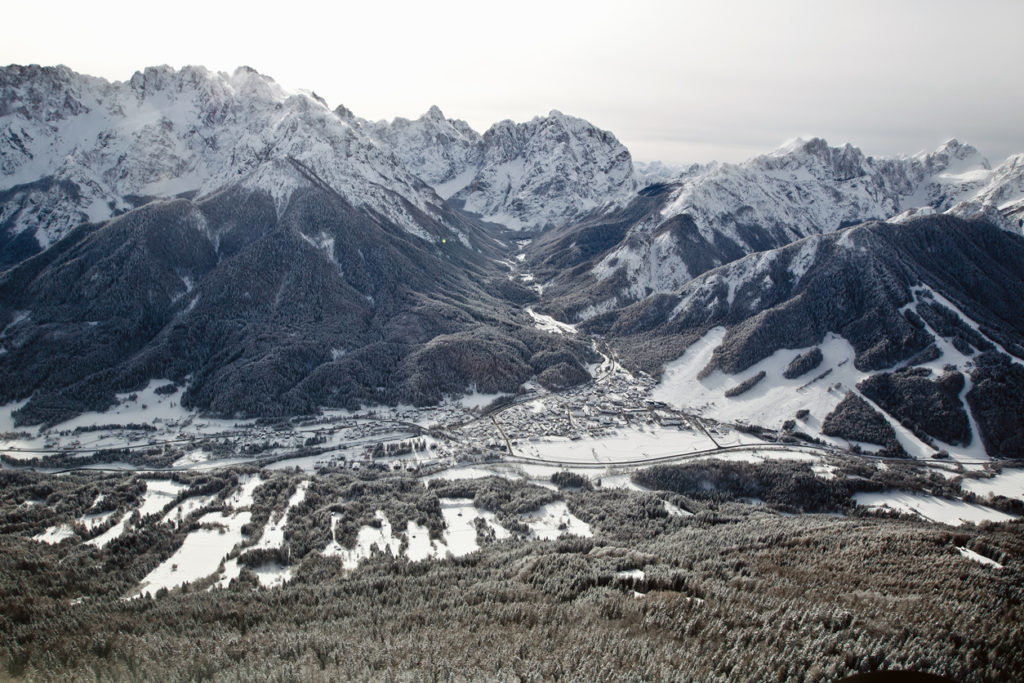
[0,64,615,424]
[3,61,1023,446]
[364,108,639,231]
[1,64,641,256]
[527,137,1024,321]
[586,215,1024,459]
[0,64,478,257]
[359,105,482,194]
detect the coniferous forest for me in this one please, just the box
[1,463,1021,681]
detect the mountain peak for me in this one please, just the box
[128,64,176,92]
[334,103,355,120]
[935,138,982,162]
[424,104,446,121]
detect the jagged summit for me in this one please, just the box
[0,63,469,255]
[363,106,639,230]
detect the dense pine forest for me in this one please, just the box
[1,462,1021,681]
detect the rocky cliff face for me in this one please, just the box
[364,107,639,231]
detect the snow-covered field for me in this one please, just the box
[132,509,252,598]
[957,546,1003,569]
[853,491,1016,527]
[80,510,117,530]
[86,517,132,548]
[132,476,270,594]
[138,479,188,518]
[518,425,717,465]
[404,521,437,562]
[521,502,592,540]
[162,495,218,527]
[244,481,310,586]
[328,511,403,570]
[422,466,508,483]
[653,328,852,432]
[961,469,1024,502]
[439,497,511,556]
[321,496,590,572]
[526,307,578,335]
[250,481,309,551]
[33,524,76,544]
[652,324,1000,464]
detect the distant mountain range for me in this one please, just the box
[2,63,1023,457]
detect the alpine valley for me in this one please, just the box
[2,65,1023,682]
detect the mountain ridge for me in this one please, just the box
[525,136,1024,323]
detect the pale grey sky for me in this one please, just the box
[3,0,1023,164]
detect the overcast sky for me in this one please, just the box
[3,0,1023,164]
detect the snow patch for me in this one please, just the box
[33,524,77,544]
[853,491,1016,526]
[961,469,1024,502]
[132,509,251,597]
[526,307,577,335]
[522,501,592,540]
[957,547,1003,569]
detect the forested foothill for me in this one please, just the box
[1,461,1021,681]
[582,217,1024,384]
[0,185,596,427]
[821,393,907,457]
[858,368,970,447]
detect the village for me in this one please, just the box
[0,346,789,477]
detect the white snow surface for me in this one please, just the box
[438,497,510,557]
[86,517,132,548]
[957,547,1004,569]
[616,569,646,580]
[404,521,439,562]
[663,500,692,517]
[651,323,996,463]
[162,495,218,527]
[334,511,404,570]
[80,510,117,530]
[522,501,592,540]
[853,491,1016,527]
[138,479,189,518]
[33,524,77,544]
[458,388,511,410]
[248,480,309,552]
[519,425,717,465]
[961,469,1024,502]
[132,509,251,598]
[327,500,511,569]
[526,307,578,335]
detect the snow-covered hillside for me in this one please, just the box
[0,64,453,249]
[569,138,1024,311]
[597,216,1024,460]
